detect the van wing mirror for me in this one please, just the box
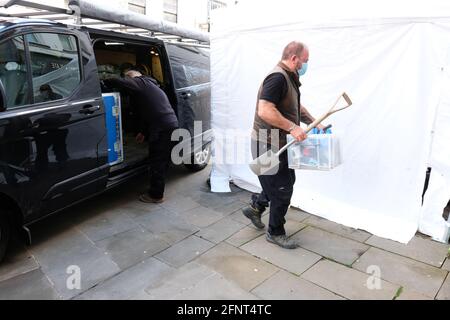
[0,79,6,112]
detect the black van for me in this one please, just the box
[0,19,212,262]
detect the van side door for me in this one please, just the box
[0,27,108,222]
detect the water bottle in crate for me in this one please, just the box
[287,129,341,170]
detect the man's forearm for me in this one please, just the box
[258,100,295,132]
[299,104,315,125]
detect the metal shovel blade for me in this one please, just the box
[249,150,280,176]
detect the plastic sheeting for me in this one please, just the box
[419,49,450,242]
[210,0,450,243]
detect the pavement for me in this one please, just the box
[0,164,449,300]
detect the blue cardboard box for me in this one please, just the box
[103,93,123,166]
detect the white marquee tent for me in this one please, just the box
[209,0,450,243]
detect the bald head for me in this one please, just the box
[124,70,142,78]
[282,41,306,60]
[281,41,309,74]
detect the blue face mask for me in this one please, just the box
[298,62,308,77]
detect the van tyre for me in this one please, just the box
[185,144,211,172]
[0,211,11,263]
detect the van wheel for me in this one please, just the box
[184,144,211,172]
[0,211,11,263]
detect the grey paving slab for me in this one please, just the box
[160,195,202,213]
[154,235,215,268]
[197,218,246,244]
[171,272,259,300]
[396,288,433,300]
[436,274,450,300]
[260,215,306,236]
[229,208,253,225]
[117,200,164,218]
[95,227,170,270]
[135,207,199,245]
[195,242,279,291]
[353,247,448,298]
[76,257,174,300]
[76,209,139,242]
[0,269,59,300]
[302,259,399,300]
[293,226,369,266]
[303,215,372,242]
[177,179,210,193]
[0,245,39,282]
[176,206,224,228]
[143,262,215,299]
[29,210,77,244]
[142,264,259,300]
[189,190,240,210]
[241,235,322,275]
[30,227,120,299]
[212,200,248,217]
[252,270,345,300]
[234,192,254,205]
[365,234,449,267]
[443,258,450,272]
[225,226,266,248]
[286,207,311,222]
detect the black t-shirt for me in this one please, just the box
[259,72,300,106]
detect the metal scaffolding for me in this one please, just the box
[0,0,210,45]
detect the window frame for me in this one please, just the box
[0,29,84,112]
[92,37,170,86]
[0,34,32,109]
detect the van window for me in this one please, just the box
[167,44,210,88]
[25,33,81,103]
[170,60,189,89]
[0,36,31,109]
[183,64,210,86]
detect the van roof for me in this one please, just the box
[0,18,182,47]
[0,17,68,34]
[0,17,60,28]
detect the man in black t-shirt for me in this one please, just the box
[242,41,324,249]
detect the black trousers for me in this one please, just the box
[147,129,174,199]
[251,140,296,236]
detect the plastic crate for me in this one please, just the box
[287,133,341,170]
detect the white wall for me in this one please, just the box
[177,0,208,30]
[145,0,164,20]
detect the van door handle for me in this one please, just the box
[31,122,40,129]
[79,105,100,115]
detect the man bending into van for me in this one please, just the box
[103,69,178,203]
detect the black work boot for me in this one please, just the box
[242,205,265,229]
[266,233,299,249]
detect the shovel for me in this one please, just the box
[249,92,352,175]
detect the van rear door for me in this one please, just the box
[166,44,211,136]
